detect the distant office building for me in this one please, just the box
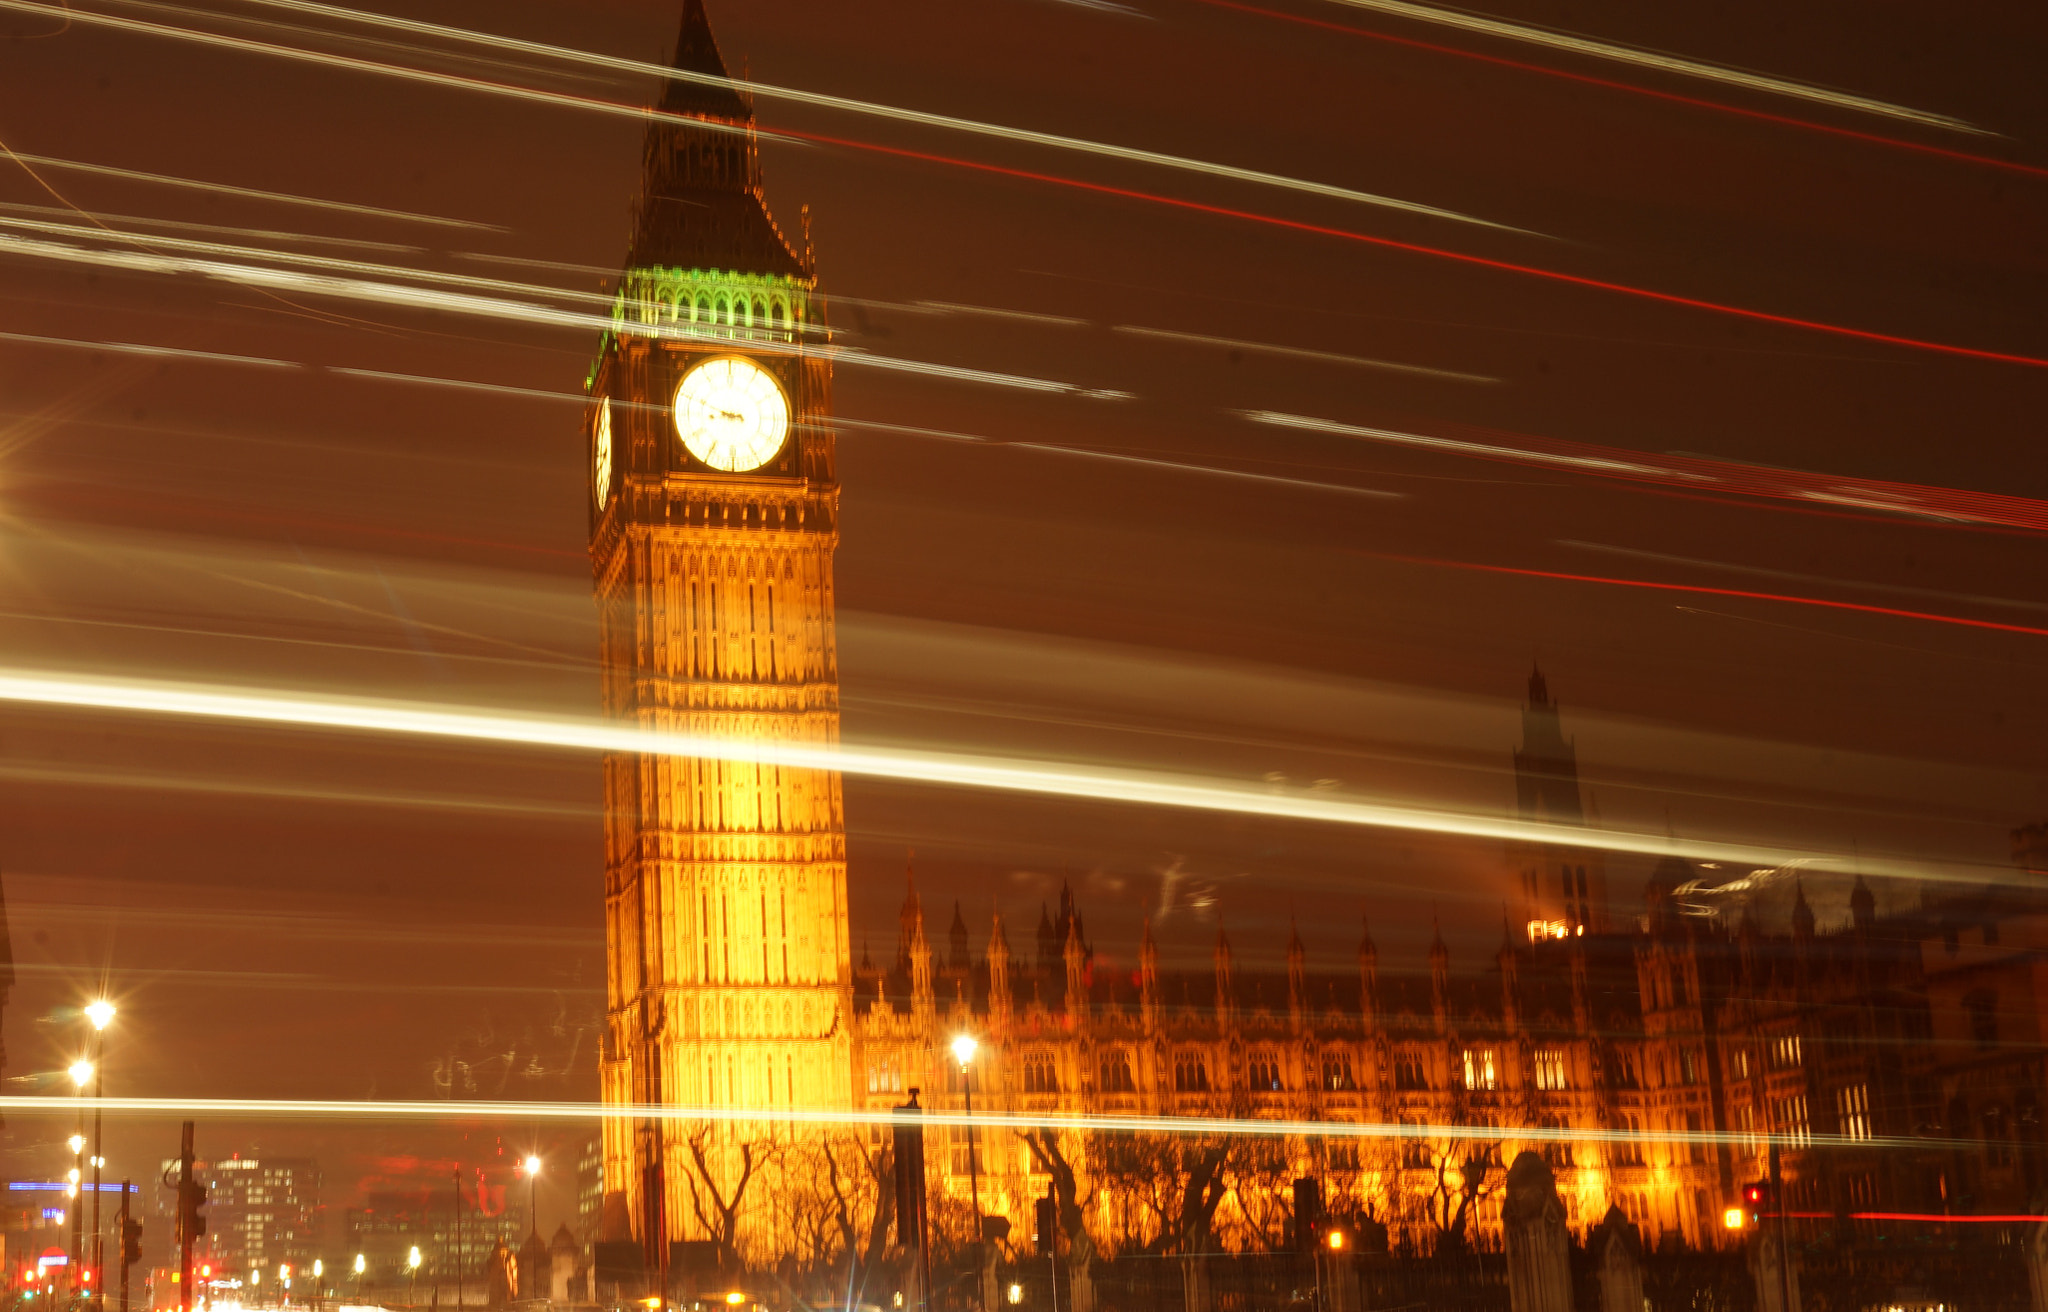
[155,1156,318,1279]
[344,1189,516,1286]
[575,1139,602,1246]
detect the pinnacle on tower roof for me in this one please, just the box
[1358,914,1376,957]
[1792,879,1816,939]
[659,0,753,123]
[1527,664,1550,707]
[627,0,805,277]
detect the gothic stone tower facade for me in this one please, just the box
[590,0,853,1251]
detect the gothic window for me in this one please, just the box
[1983,1106,2012,1168]
[1461,1048,1497,1091]
[1322,1056,1357,1091]
[1023,1053,1058,1094]
[1965,989,1998,1049]
[1680,1048,1699,1085]
[770,299,788,337]
[1771,1095,1811,1146]
[1730,1046,1751,1080]
[1394,1052,1428,1090]
[1534,1049,1567,1091]
[1539,1114,1573,1169]
[715,295,731,327]
[1173,1053,1210,1093]
[1683,1110,1705,1163]
[1768,1034,1803,1070]
[1398,1117,1430,1169]
[694,293,711,323]
[1615,1052,1640,1089]
[1611,1114,1645,1166]
[752,297,767,329]
[1836,1084,1872,1141]
[1098,1050,1136,1093]
[1248,1051,1282,1091]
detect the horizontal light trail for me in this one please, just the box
[787,129,2048,371]
[0,227,1109,398]
[0,1094,1942,1155]
[832,417,1402,499]
[1113,323,1497,383]
[1362,553,2048,640]
[0,149,503,229]
[0,666,1999,885]
[1242,410,2048,531]
[14,5,2037,368]
[1316,0,1981,133]
[17,0,1525,237]
[1191,0,2048,179]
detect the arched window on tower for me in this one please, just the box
[715,295,730,329]
[694,293,711,325]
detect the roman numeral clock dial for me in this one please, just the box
[673,355,790,472]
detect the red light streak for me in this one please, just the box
[1361,553,2048,639]
[785,126,2048,370]
[1187,0,2048,180]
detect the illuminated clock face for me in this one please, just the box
[592,397,613,508]
[673,356,790,472]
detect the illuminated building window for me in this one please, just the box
[1836,1084,1872,1141]
[1768,1035,1803,1070]
[1322,1056,1357,1091]
[865,1060,901,1094]
[1611,1114,1645,1166]
[1398,1117,1430,1169]
[1534,1050,1567,1091]
[1730,1047,1751,1080]
[1098,1051,1136,1093]
[1248,1052,1283,1092]
[1023,1054,1058,1095]
[1771,1096,1810,1146]
[1680,1049,1699,1085]
[1526,919,1568,942]
[1461,1049,1497,1092]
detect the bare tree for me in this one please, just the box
[1017,1126,1099,1312]
[1088,1130,1234,1255]
[1420,1137,1503,1253]
[677,1122,776,1267]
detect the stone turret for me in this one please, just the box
[988,910,1012,1035]
[1358,916,1379,1033]
[1215,926,1237,1030]
[1287,918,1308,1034]
[1430,921,1450,1034]
[1140,917,1160,1031]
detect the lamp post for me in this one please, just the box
[949,1034,982,1241]
[68,1062,93,1299]
[522,1156,541,1238]
[85,1001,115,1312]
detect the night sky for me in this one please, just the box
[0,0,2043,1219]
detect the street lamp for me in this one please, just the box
[66,1066,89,1304]
[353,1252,366,1303]
[522,1155,542,1238]
[407,1245,422,1305]
[950,1033,983,1263]
[83,1002,113,1312]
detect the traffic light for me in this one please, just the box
[1741,1180,1776,1227]
[179,1176,208,1239]
[1033,1195,1058,1258]
[122,1216,144,1268]
[1293,1178,1324,1253]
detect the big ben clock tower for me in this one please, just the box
[589,0,852,1252]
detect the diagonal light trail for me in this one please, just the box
[0,149,502,230]
[0,665,2004,887]
[1316,0,1983,133]
[0,225,1118,398]
[2,0,1531,236]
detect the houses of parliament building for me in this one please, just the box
[592,0,2047,1261]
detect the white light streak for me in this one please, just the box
[0,226,1107,398]
[0,150,500,230]
[0,328,296,370]
[1320,0,1983,134]
[1238,409,1715,480]
[0,665,1990,884]
[0,1093,1946,1155]
[6,0,1537,236]
[1117,324,1497,384]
